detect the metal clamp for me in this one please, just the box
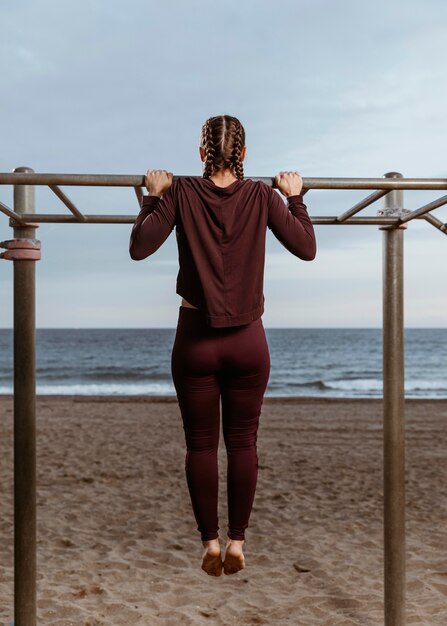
[0,237,41,260]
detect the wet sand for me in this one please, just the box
[1,395,446,625]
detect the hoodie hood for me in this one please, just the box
[201,177,244,196]
[181,176,247,198]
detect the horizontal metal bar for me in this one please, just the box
[8,213,404,225]
[1,172,447,190]
[313,217,402,225]
[337,189,391,222]
[48,185,87,222]
[1,172,146,187]
[11,214,134,224]
[0,200,29,226]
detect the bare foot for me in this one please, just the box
[201,538,223,576]
[223,538,245,575]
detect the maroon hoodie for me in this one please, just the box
[129,176,316,328]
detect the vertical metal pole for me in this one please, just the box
[13,166,37,626]
[378,172,406,626]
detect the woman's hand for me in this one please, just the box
[145,169,173,196]
[274,171,303,198]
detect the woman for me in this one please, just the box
[129,115,316,577]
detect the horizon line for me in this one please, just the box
[0,326,445,331]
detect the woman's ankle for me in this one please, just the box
[202,535,219,542]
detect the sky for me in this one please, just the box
[1,0,446,328]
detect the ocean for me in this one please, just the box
[0,328,445,399]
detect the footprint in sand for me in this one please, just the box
[72,583,104,598]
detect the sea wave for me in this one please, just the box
[324,377,447,392]
[0,382,177,396]
[1,376,446,398]
[267,377,447,398]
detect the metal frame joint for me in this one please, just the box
[0,235,41,260]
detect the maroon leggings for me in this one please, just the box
[171,305,270,541]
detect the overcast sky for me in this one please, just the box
[1,0,446,328]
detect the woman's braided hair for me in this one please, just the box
[200,115,246,181]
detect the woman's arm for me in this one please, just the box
[129,173,177,260]
[267,171,316,261]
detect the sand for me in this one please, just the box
[1,395,446,626]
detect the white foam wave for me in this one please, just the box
[0,377,445,398]
[325,378,447,392]
[325,378,383,391]
[0,382,177,396]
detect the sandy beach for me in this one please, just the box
[1,395,446,625]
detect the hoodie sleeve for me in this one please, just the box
[267,188,316,261]
[129,181,178,260]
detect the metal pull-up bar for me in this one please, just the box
[1,167,446,626]
[1,170,447,188]
[1,170,447,232]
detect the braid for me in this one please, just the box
[202,119,216,180]
[230,122,244,181]
[200,115,245,181]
